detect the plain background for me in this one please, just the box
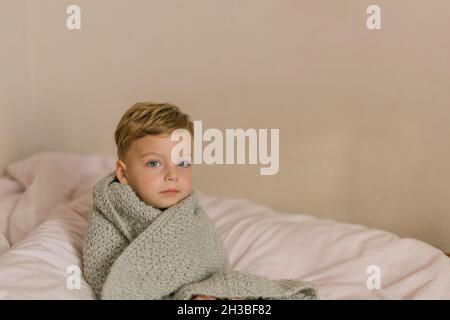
[1,0,449,252]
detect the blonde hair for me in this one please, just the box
[114,102,194,159]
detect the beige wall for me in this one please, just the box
[1,0,449,251]
[0,1,29,170]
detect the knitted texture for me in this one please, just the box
[82,172,318,300]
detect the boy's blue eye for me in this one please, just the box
[147,160,162,167]
[178,160,191,168]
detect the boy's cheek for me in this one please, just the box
[183,177,192,191]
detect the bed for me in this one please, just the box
[0,151,448,299]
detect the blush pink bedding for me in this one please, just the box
[0,152,448,299]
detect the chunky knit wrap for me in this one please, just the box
[82,172,318,300]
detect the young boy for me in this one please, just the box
[84,102,219,300]
[83,102,317,300]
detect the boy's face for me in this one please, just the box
[115,133,192,209]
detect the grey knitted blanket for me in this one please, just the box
[82,172,318,300]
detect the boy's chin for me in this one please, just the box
[144,191,191,209]
[151,198,180,210]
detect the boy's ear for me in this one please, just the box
[115,160,128,185]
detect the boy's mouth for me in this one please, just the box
[160,189,180,195]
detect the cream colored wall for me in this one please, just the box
[1,0,449,251]
[0,1,29,171]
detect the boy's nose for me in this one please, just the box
[165,165,179,181]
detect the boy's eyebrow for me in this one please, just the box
[140,151,193,158]
[140,152,164,158]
